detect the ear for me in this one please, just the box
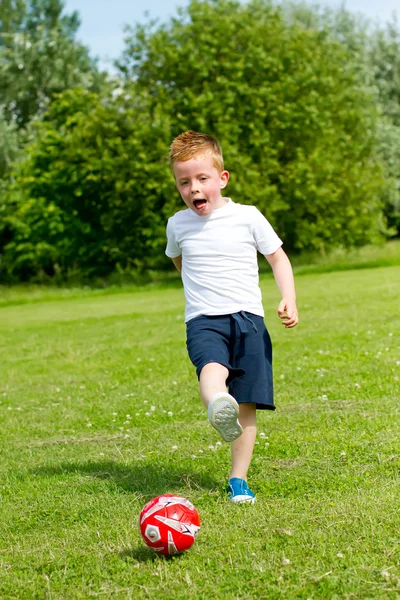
[220,170,229,189]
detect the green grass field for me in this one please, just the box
[1,265,399,599]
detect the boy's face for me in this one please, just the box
[173,154,229,217]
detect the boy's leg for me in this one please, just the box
[229,403,257,480]
[199,362,229,407]
[199,362,243,442]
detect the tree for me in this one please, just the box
[0,87,175,281]
[118,0,386,253]
[0,109,20,178]
[277,1,400,233]
[0,0,103,128]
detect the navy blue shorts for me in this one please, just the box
[186,311,274,410]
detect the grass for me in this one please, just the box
[0,265,399,599]
[290,239,400,275]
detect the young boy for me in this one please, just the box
[166,130,298,504]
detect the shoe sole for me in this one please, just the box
[230,496,256,504]
[208,393,243,442]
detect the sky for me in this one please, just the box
[63,0,399,71]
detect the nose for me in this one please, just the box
[190,181,200,194]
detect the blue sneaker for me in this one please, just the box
[227,478,256,504]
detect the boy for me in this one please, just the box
[166,130,298,503]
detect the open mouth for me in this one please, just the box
[193,199,207,210]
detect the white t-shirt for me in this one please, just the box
[165,198,282,322]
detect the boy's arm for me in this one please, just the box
[265,248,298,328]
[171,256,182,273]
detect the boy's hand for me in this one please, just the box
[278,299,299,328]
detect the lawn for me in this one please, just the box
[0,266,399,599]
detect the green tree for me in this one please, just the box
[0,87,175,281]
[278,1,400,233]
[0,110,20,178]
[0,0,102,128]
[118,0,386,253]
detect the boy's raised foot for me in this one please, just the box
[208,392,243,442]
[228,478,256,504]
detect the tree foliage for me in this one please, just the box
[120,0,386,251]
[0,88,175,280]
[0,0,396,282]
[0,0,102,128]
[279,1,400,231]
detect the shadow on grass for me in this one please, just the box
[120,545,183,563]
[31,460,220,498]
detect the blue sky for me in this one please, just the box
[63,0,399,71]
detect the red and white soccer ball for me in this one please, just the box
[139,494,200,555]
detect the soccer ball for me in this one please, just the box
[139,494,200,555]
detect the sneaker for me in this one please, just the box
[228,478,256,504]
[208,392,243,442]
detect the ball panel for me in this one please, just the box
[144,524,161,542]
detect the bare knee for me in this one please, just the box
[199,362,229,384]
[199,362,229,407]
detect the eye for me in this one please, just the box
[199,177,207,182]
[180,181,189,186]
